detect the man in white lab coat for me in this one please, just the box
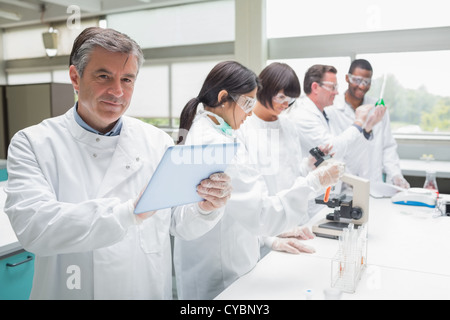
[288,64,385,178]
[4,27,232,300]
[327,59,410,187]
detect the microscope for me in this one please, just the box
[309,147,370,239]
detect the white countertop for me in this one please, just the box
[215,195,450,300]
[0,181,21,256]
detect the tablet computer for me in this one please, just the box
[134,143,239,214]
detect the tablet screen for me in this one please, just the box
[134,143,239,214]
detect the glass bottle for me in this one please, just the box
[421,154,439,192]
[423,170,438,192]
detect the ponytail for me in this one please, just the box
[177,97,201,145]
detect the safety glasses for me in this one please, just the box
[348,74,372,87]
[319,81,339,92]
[231,94,257,113]
[273,93,296,106]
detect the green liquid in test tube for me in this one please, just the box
[375,98,385,107]
[376,74,387,107]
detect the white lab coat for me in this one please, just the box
[287,96,368,164]
[173,112,315,300]
[328,94,402,183]
[4,107,223,300]
[238,113,324,218]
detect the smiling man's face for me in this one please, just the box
[70,46,138,134]
[346,67,372,101]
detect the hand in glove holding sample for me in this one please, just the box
[306,161,345,191]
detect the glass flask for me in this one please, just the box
[423,170,439,192]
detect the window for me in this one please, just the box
[107,0,234,49]
[126,64,170,119]
[267,0,450,38]
[126,60,221,128]
[7,72,52,85]
[359,51,450,134]
[171,60,221,120]
[266,0,450,135]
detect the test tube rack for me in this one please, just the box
[331,223,368,294]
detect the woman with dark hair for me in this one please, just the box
[177,60,260,145]
[238,62,336,255]
[173,61,343,300]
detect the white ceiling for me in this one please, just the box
[0,0,209,29]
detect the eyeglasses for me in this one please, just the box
[348,74,372,87]
[273,93,296,106]
[231,94,257,113]
[319,81,339,92]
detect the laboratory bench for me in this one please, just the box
[0,181,34,300]
[0,182,21,257]
[400,159,450,194]
[215,194,450,300]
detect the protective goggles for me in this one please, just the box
[273,93,296,106]
[319,81,339,92]
[231,94,257,113]
[348,74,372,87]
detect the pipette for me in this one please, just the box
[375,73,387,107]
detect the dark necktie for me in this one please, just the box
[323,111,329,123]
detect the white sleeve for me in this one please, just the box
[5,133,137,257]
[224,147,315,238]
[296,114,363,161]
[169,203,224,241]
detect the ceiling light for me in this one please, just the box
[42,27,58,58]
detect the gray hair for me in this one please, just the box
[70,27,144,77]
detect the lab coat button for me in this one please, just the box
[93,153,97,158]
[96,138,100,142]
[136,157,140,162]
[126,165,131,170]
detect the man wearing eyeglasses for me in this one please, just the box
[328,59,410,189]
[289,64,378,175]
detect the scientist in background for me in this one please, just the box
[174,61,342,300]
[328,59,410,188]
[288,64,384,169]
[4,27,231,300]
[237,62,332,252]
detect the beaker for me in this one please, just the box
[423,170,438,192]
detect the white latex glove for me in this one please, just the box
[364,105,386,132]
[196,172,232,212]
[272,237,316,254]
[392,174,410,189]
[319,144,334,157]
[354,104,374,125]
[307,162,345,191]
[278,226,315,240]
[302,144,335,174]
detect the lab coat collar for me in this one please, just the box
[300,95,324,116]
[65,107,143,197]
[73,102,123,136]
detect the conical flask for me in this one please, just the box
[423,170,438,192]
